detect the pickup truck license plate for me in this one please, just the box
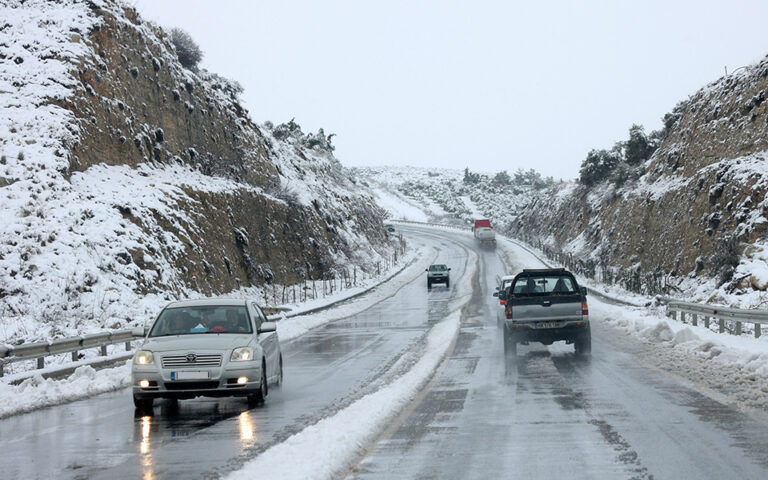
[171,371,209,380]
[536,322,561,329]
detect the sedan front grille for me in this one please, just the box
[161,354,222,368]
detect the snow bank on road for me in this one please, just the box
[227,312,461,480]
[592,298,768,410]
[0,362,130,419]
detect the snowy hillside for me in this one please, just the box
[0,0,392,347]
[355,165,553,229]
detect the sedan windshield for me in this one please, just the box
[149,306,252,337]
[429,264,447,271]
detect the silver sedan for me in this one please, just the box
[131,298,283,411]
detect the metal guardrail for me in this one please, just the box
[0,329,138,377]
[658,296,768,338]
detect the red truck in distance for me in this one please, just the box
[472,219,496,246]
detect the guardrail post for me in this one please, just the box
[37,357,44,369]
[704,316,710,328]
[100,345,108,356]
[735,321,742,336]
[692,314,698,326]
[125,341,132,351]
[719,319,725,333]
[71,351,78,362]
[680,312,686,324]
[756,323,761,338]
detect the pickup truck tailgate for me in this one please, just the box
[512,295,582,322]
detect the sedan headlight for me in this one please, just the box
[230,347,254,362]
[134,350,154,366]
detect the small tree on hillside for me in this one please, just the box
[170,28,203,70]
[625,124,654,165]
[513,168,551,189]
[578,148,621,187]
[492,170,511,186]
[463,167,481,185]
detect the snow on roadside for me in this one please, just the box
[0,362,131,419]
[227,228,478,480]
[592,298,768,410]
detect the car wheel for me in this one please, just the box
[248,361,268,407]
[446,279,450,288]
[575,331,592,355]
[503,325,517,356]
[427,281,432,291]
[133,394,153,412]
[276,354,283,389]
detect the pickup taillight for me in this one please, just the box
[505,305,513,319]
[582,301,589,316]
[500,299,506,305]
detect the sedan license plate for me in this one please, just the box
[536,322,562,329]
[171,371,209,381]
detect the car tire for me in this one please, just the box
[248,360,268,407]
[427,280,432,291]
[133,394,153,412]
[575,331,592,356]
[503,325,517,356]
[276,354,283,389]
[446,279,450,288]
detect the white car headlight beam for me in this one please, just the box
[134,350,154,365]
[230,347,254,362]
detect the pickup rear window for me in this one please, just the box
[511,274,578,295]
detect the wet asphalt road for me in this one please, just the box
[0,229,468,479]
[350,229,768,480]
[4,227,768,479]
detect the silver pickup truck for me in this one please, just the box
[500,268,591,356]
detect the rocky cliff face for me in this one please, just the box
[508,56,768,304]
[0,0,389,342]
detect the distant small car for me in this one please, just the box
[426,264,451,290]
[385,223,396,233]
[131,298,283,411]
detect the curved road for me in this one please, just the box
[3,227,768,479]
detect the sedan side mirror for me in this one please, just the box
[132,327,148,337]
[448,268,451,271]
[580,287,588,296]
[258,321,277,334]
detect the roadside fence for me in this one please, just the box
[0,330,137,378]
[658,296,768,338]
[1,234,409,378]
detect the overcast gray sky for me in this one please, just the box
[133,0,768,180]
